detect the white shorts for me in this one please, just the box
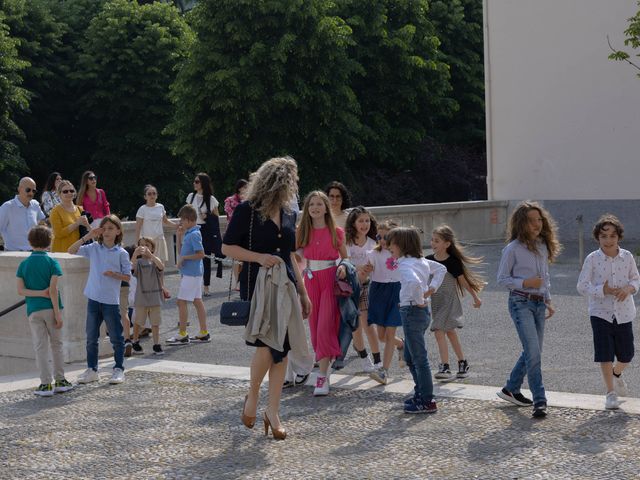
[178,275,202,301]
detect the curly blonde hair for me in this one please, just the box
[245,156,299,220]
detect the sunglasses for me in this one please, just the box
[376,234,390,242]
[25,187,37,194]
[62,189,75,194]
[87,175,97,180]
[193,179,200,184]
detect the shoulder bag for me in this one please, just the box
[220,207,254,326]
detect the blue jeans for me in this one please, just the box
[400,306,433,403]
[86,299,125,371]
[505,295,546,404]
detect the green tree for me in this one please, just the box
[429,0,484,145]
[75,0,194,217]
[0,0,70,185]
[0,10,29,200]
[335,0,454,168]
[608,2,640,77]
[168,0,365,195]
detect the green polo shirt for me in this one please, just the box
[16,251,64,316]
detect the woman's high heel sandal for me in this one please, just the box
[263,412,286,440]
[241,395,256,429]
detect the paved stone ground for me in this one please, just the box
[2,370,640,480]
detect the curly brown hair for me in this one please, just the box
[507,201,562,263]
[592,214,624,241]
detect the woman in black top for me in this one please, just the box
[222,156,311,440]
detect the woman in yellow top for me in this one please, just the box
[50,180,91,252]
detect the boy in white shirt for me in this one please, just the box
[577,214,640,409]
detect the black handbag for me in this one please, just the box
[78,210,93,244]
[220,208,254,326]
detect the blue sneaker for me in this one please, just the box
[403,394,421,408]
[404,399,437,414]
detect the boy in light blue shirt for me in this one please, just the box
[166,204,209,345]
[68,215,131,385]
[16,225,73,396]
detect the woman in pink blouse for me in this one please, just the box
[76,170,110,227]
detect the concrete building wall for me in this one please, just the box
[484,0,640,200]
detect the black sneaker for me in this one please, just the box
[497,387,533,407]
[153,344,164,355]
[457,360,470,378]
[132,342,144,355]
[532,402,547,418]
[191,333,211,343]
[434,363,453,380]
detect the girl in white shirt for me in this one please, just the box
[345,206,381,373]
[135,185,175,262]
[387,226,446,414]
[365,220,406,385]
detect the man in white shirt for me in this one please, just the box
[577,214,640,410]
[0,177,45,251]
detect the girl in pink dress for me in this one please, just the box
[297,191,348,396]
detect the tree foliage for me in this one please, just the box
[0,7,29,199]
[608,2,640,77]
[75,0,194,217]
[168,0,366,195]
[335,0,453,169]
[429,0,484,145]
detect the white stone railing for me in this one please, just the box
[0,252,113,364]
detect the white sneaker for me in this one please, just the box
[370,367,388,385]
[109,368,125,384]
[605,391,620,410]
[614,373,628,397]
[77,368,99,384]
[361,356,375,373]
[313,375,330,396]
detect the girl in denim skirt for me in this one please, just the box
[496,201,561,418]
[387,227,446,414]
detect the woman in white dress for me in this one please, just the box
[135,184,176,263]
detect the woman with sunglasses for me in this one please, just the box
[187,173,221,296]
[77,171,110,228]
[50,180,91,253]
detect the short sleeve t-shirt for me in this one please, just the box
[367,248,401,283]
[426,254,464,278]
[136,204,166,238]
[134,258,163,307]
[16,251,64,315]
[348,237,377,267]
[180,226,204,277]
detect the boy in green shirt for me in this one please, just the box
[16,225,72,396]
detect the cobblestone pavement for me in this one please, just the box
[2,370,640,480]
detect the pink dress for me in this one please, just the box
[303,226,344,361]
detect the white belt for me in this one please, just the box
[303,259,337,279]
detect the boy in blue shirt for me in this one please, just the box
[16,225,73,396]
[68,215,131,385]
[166,204,209,345]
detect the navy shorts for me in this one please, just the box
[590,316,634,363]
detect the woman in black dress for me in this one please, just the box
[222,156,311,440]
